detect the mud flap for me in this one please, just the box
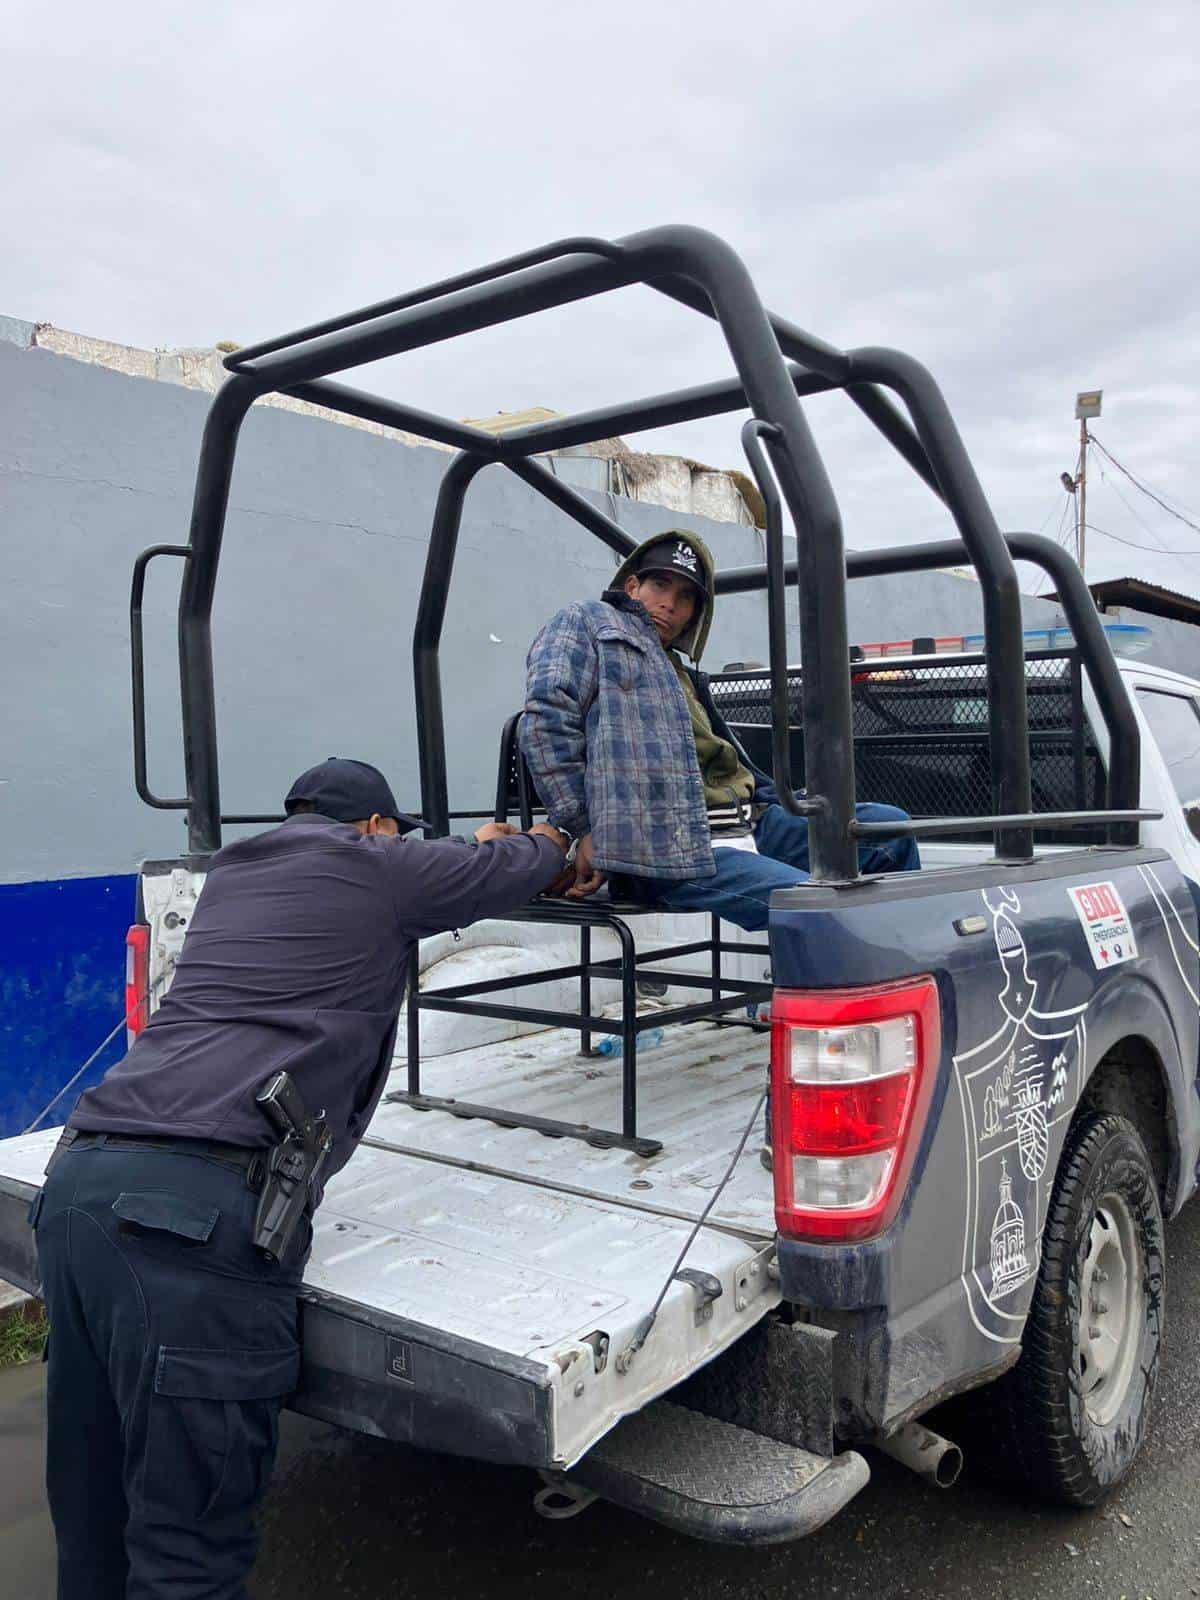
[556,1400,869,1546]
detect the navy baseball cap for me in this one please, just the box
[284,758,426,834]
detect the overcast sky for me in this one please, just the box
[5,0,1198,598]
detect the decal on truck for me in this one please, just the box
[951,873,1188,1345]
[1068,881,1139,970]
[953,887,1087,1345]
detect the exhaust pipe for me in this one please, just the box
[877,1421,963,1489]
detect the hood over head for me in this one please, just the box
[608,529,716,662]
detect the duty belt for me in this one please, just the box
[50,1129,268,1188]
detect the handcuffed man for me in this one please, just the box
[521,531,919,929]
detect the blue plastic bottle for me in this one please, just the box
[595,1028,665,1058]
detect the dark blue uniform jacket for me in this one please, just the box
[70,813,562,1178]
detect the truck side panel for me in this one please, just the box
[768,847,1199,1436]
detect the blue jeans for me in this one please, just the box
[621,802,919,932]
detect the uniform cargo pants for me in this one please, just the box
[32,1140,307,1600]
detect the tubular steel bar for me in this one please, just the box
[741,419,825,821]
[226,250,639,391]
[630,229,862,880]
[491,361,844,458]
[177,373,266,853]
[414,451,490,835]
[284,379,504,456]
[845,382,944,499]
[226,236,629,369]
[405,948,421,1096]
[415,995,622,1031]
[392,1093,665,1160]
[131,544,192,811]
[506,458,637,560]
[649,279,942,497]
[580,924,593,1058]
[845,350,1032,857]
[852,809,1157,840]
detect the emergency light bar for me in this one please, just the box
[852,622,1153,661]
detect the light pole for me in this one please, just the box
[1073,389,1102,576]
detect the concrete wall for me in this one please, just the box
[1100,606,1200,681]
[2,342,791,887]
[3,325,1179,1134]
[0,334,799,1131]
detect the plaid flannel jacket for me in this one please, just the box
[520,593,722,881]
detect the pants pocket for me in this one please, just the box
[112,1189,220,1244]
[147,1344,300,1522]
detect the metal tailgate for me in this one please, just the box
[0,1127,778,1471]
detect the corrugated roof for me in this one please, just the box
[459,406,562,434]
[1046,575,1200,625]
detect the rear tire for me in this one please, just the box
[979,1110,1164,1506]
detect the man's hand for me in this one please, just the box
[566,832,606,899]
[474,820,518,843]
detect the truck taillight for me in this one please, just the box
[125,924,151,1044]
[770,977,940,1243]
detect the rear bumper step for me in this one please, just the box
[558,1400,869,1545]
[0,1176,41,1299]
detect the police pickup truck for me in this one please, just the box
[2,229,1198,1546]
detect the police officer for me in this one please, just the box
[32,758,569,1600]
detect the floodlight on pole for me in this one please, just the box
[1075,390,1103,420]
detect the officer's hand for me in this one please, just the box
[474,821,519,843]
[526,823,577,896]
[566,832,606,899]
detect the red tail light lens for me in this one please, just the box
[125,924,151,1044]
[770,977,940,1243]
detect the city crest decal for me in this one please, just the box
[952,887,1087,1344]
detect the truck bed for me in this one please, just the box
[0,1018,778,1471]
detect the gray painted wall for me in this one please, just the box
[2,336,1176,887]
[1106,607,1200,681]
[2,342,790,883]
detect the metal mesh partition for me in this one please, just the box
[710,651,1109,845]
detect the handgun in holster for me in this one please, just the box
[252,1070,333,1264]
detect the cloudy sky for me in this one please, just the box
[5,0,1198,595]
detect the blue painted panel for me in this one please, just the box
[0,874,136,1137]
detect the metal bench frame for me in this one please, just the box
[395,714,771,1156]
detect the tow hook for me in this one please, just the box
[675,1268,723,1327]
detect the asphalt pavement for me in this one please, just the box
[4,1199,1198,1600]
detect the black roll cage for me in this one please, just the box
[131,226,1149,878]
